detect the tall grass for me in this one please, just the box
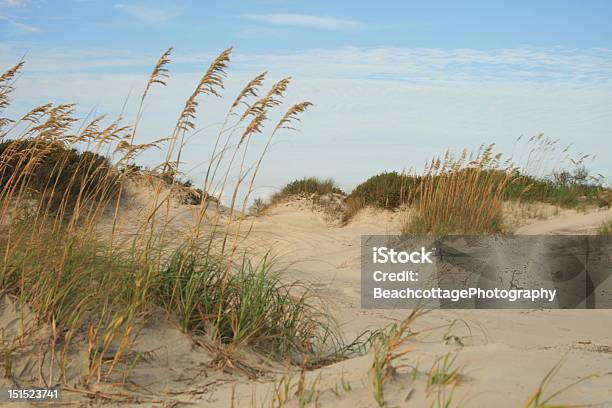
[0,50,346,388]
[403,145,515,234]
[338,135,605,229]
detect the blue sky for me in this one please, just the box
[1,0,611,198]
[3,1,612,50]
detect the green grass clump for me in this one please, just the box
[598,220,612,235]
[154,247,343,360]
[271,177,344,204]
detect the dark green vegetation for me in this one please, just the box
[0,139,120,216]
[270,176,344,204]
[502,170,603,208]
[343,172,420,223]
[348,172,419,209]
[271,154,606,234]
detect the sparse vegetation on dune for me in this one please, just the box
[522,357,601,408]
[0,49,357,394]
[266,177,347,221]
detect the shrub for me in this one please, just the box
[342,172,419,222]
[502,171,602,208]
[0,139,120,217]
[271,177,344,204]
[250,197,265,215]
[598,189,612,208]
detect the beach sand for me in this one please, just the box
[2,196,610,407]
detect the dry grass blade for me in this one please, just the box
[142,47,172,100]
[275,102,314,132]
[230,71,267,112]
[240,76,291,121]
[0,62,25,105]
[176,47,232,132]
[522,356,601,408]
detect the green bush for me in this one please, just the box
[502,172,602,208]
[348,172,419,209]
[0,139,120,215]
[342,172,419,223]
[271,177,344,204]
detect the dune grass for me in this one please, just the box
[598,220,612,235]
[402,145,514,234]
[0,50,350,388]
[154,247,343,360]
[522,357,600,408]
[369,309,424,407]
[339,136,605,230]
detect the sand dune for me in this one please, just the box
[516,207,612,235]
[211,203,612,407]
[4,198,609,407]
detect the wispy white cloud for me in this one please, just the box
[0,0,27,7]
[0,14,38,32]
[241,13,364,31]
[1,45,611,187]
[5,45,611,85]
[114,3,181,24]
[230,47,612,85]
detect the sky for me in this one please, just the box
[1,0,612,199]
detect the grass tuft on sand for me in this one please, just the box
[597,220,612,235]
